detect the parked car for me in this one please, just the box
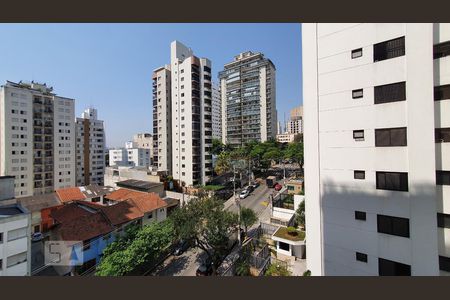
[196,257,214,276]
[250,181,260,189]
[245,185,254,193]
[274,183,282,191]
[239,189,250,199]
[173,240,191,256]
[31,232,44,242]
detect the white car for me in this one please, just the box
[239,189,250,199]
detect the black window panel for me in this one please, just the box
[352,89,364,99]
[375,127,407,147]
[377,214,410,238]
[376,172,408,192]
[439,256,450,272]
[374,82,406,104]
[435,128,450,143]
[353,130,364,139]
[434,85,450,101]
[356,252,368,263]
[354,170,365,180]
[436,171,450,186]
[434,41,450,59]
[355,211,366,221]
[374,37,405,62]
[378,258,411,276]
[437,213,450,229]
[279,241,290,251]
[352,48,363,59]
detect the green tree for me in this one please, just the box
[283,141,304,168]
[295,200,305,229]
[264,263,291,276]
[214,152,231,175]
[96,220,175,276]
[169,195,239,274]
[212,138,224,155]
[240,207,258,235]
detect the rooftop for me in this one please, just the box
[105,189,146,201]
[17,193,61,212]
[79,185,115,198]
[273,227,305,242]
[0,204,27,218]
[116,179,163,192]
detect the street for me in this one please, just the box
[152,184,274,276]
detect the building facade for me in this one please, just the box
[303,23,450,276]
[108,145,151,169]
[276,133,296,143]
[212,82,222,139]
[75,108,105,186]
[152,65,172,174]
[0,81,75,197]
[170,41,212,186]
[219,51,277,148]
[0,176,31,276]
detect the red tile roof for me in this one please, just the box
[131,193,167,213]
[50,203,93,223]
[55,187,86,203]
[105,189,145,201]
[100,200,144,226]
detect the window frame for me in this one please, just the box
[377,214,410,238]
[435,128,450,143]
[356,252,368,263]
[439,256,450,272]
[351,48,363,59]
[434,41,450,59]
[353,130,364,140]
[434,84,450,101]
[436,171,450,186]
[374,81,406,104]
[376,171,409,192]
[375,127,407,147]
[378,258,411,276]
[352,89,364,99]
[373,36,405,62]
[437,213,450,229]
[354,170,366,180]
[355,211,366,221]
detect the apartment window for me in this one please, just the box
[6,252,27,268]
[439,256,450,272]
[436,171,450,185]
[373,36,405,62]
[434,85,450,101]
[7,227,27,241]
[434,41,450,59]
[376,171,408,192]
[351,48,363,59]
[377,214,410,238]
[355,211,366,221]
[374,82,406,104]
[435,128,450,143]
[279,241,290,251]
[356,252,368,263]
[378,258,411,276]
[354,170,365,180]
[437,213,450,229]
[375,127,407,146]
[0,232,3,243]
[353,130,364,140]
[352,89,363,99]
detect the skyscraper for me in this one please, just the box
[212,82,222,140]
[170,41,212,186]
[0,81,75,197]
[75,107,105,186]
[303,23,450,276]
[219,51,277,148]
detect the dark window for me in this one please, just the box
[203,66,211,73]
[435,128,450,143]
[0,232,3,243]
[355,211,366,221]
[92,197,101,203]
[354,170,365,180]
[374,82,406,104]
[378,258,411,276]
[373,37,405,62]
[352,89,363,99]
[436,171,450,185]
[353,130,364,140]
[437,213,450,228]
[434,85,450,101]
[376,172,408,192]
[439,256,450,272]
[377,214,410,238]
[279,241,290,251]
[375,127,407,147]
[351,48,363,59]
[356,252,368,263]
[434,41,450,59]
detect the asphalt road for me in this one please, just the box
[227,184,274,217]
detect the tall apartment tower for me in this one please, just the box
[170,41,212,186]
[286,105,303,134]
[303,23,450,276]
[75,108,105,186]
[152,65,172,174]
[0,81,75,197]
[219,51,277,148]
[212,82,222,139]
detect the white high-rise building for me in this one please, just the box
[0,81,75,197]
[75,108,105,186]
[152,65,172,174]
[109,141,151,169]
[170,41,212,186]
[219,51,277,148]
[303,23,450,276]
[212,82,222,140]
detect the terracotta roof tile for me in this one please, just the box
[105,189,145,201]
[100,200,143,226]
[131,193,167,213]
[55,187,86,203]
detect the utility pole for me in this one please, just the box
[233,163,242,246]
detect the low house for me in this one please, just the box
[17,193,61,233]
[271,227,305,259]
[285,179,304,195]
[55,185,115,205]
[270,192,303,226]
[116,179,164,197]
